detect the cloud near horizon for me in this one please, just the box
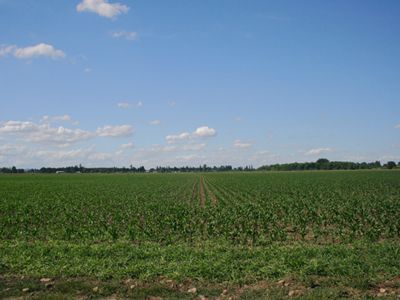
[305,148,334,156]
[0,120,133,148]
[96,125,134,137]
[234,139,252,149]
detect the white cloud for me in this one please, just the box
[41,115,72,123]
[168,101,176,107]
[84,67,92,73]
[0,121,93,147]
[0,120,134,148]
[166,132,191,144]
[96,125,133,137]
[28,126,93,147]
[305,147,333,156]
[234,139,252,149]
[395,124,400,129]
[149,120,161,126]
[137,101,143,107]
[76,0,129,18]
[0,121,38,133]
[117,102,131,109]
[0,45,16,58]
[0,144,123,168]
[0,43,65,59]
[166,126,217,144]
[194,126,217,137]
[120,142,134,150]
[0,144,26,157]
[111,31,138,41]
[32,147,114,164]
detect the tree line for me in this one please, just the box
[0,159,398,174]
[258,159,398,171]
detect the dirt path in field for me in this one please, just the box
[199,176,206,208]
[198,176,218,207]
[190,179,198,203]
[203,178,218,205]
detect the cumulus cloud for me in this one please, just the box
[96,125,133,137]
[149,120,161,126]
[193,126,217,137]
[234,139,252,149]
[305,147,333,156]
[111,30,138,41]
[166,132,191,144]
[0,121,38,133]
[0,43,65,59]
[0,121,92,147]
[28,126,93,147]
[0,120,134,147]
[166,126,217,144]
[41,115,72,123]
[76,0,129,18]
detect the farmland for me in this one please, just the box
[1,170,400,299]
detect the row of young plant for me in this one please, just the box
[0,171,399,245]
[203,171,400,244]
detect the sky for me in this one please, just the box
[0,0,399,168]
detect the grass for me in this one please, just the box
[1,240,400,298]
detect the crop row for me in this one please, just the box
[0,171,399,245]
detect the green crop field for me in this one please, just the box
[1,170,400,299]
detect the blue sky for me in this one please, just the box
[0,0,399,168]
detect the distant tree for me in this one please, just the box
[316,158,330,164]
[386,161,396,169]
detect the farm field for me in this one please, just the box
[1,170,400,299]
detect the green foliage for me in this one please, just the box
[386,161,397,169]
[0,171,399,245]
[0,170,399,295]
[259,159,383,171]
